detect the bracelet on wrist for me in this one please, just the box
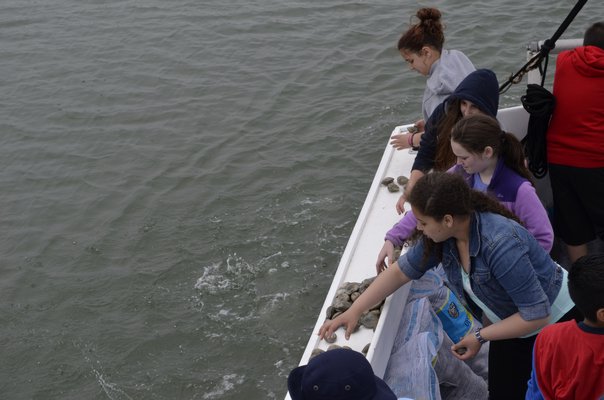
[474,328,488,344]
[407,133,414,147]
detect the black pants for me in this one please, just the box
[487,307,583,400]
[549,164,604,245]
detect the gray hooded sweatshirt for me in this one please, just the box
[422,49,475,121]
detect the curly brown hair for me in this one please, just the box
[433,99,463,171]
[397,7,445,53]
[408,172,521,262]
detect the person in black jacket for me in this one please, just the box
[394,68,499,214]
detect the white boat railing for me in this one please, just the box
[527,38,582,84]
[285,123,417,391]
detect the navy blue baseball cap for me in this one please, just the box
[287,348,396,400]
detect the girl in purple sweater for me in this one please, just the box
[376,114,553,274]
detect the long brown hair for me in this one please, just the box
[434,99,463,171]
[408,172,521,262]
[397,8,445,53]
[451,114,534,184]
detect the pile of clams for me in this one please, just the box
[325,278,384,331]
[381,175,409,193]
[313,278,383,360]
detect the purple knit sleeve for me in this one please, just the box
[384,211,418,247]
[513,182,554,252]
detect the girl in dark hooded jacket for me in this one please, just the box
[395,68,500,214]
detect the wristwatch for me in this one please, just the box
[474,328,488,344]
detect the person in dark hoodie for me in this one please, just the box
[547,22,604,264]
[394,68,499,214]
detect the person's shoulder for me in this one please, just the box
[534,322,582,356]
[477,211,513,226]
[515,180,538,197]
[446,49,470,58]
[556,47,580,66]
[572,45,604,56]
[481,210,528,230]
[539,320,577,338]
[398,240,433,280]
[446,164,465,175]
[447,49,474,66]
[475,212,524,247]
[559,48,575,57]
[425,102,446,130]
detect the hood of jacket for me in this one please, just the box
[569,45,604,77]
[448,68,499,117]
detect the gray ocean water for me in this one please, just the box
[1,1,602,399]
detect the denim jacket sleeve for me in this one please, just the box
[397,239,440,280]
[481,227,552,321]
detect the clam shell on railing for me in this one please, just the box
[381,176,394,185]
[397,175,409,186]
[387,183,399,192]
[324,277,385,331]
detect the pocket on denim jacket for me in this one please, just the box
[472,270,491,284]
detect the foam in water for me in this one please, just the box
[258,292,290,313]
[194,253,259,294]
[94,368,134,400]
[194,262,231,294]
[202,373,244,399]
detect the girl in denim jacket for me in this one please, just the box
[376,114,553,274]
[320,172,580,399]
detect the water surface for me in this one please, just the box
[1,1,602,398]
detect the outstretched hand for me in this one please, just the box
[375,240,395,275]
[318,309,361,341]
[389,133,410,150]
[395,193,407,215]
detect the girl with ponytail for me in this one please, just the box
[320,172,579,399]
[448,114,553,250]
[390,7,475,150]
